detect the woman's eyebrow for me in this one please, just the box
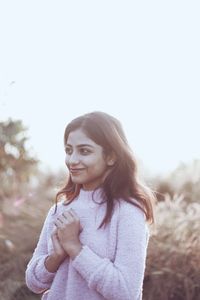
[65,144,94,148]
[77,144,94,148]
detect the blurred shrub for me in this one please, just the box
[144,192,200,300]
[153,160,200,203]
[0,118,38,201]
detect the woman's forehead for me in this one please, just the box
[66,129,97,147]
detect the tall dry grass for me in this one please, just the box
[144,180,200,299]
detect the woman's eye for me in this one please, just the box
[80,148,90,155]
[65,148,72,155]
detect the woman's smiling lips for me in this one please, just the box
[70,168,85,175]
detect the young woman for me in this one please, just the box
[26,111,155,300]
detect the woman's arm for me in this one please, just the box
[25,205,66,294]
[72,203,149,300]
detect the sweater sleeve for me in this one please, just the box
[25,205,57,294]
[72,203,149,300]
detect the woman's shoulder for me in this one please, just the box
[46,199,66,219]
[116,199,149,236]
[117,198,146,220]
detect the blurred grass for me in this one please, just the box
[144,194,200,300]
[0,190,52,300]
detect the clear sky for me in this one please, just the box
[0,1,199,176]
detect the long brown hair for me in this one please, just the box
[56,111,155,228]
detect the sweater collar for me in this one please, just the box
[78,187,104,203]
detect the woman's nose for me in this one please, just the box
[68,152,80,164]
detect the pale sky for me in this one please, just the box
[0,1,200,176]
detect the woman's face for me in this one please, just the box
[65,128,111,190]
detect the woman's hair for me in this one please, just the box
[56,111,156,228]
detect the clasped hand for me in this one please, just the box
[51,208,82,260]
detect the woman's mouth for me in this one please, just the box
[70,168,85,175]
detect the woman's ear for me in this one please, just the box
[107,152,117,166]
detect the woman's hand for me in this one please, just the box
[44,228,68,273]
[54,208,83,259]
[51,227,67,261]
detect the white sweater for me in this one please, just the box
[26,188,149,300]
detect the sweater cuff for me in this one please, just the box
[71,245,110,283]
[34,255,56,284]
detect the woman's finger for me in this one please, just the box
[69,208,80,221]
[54,217,64,228]
[62,211,73,222]
[69,209,83,231]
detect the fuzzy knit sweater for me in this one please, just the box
[25,188,150,300]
